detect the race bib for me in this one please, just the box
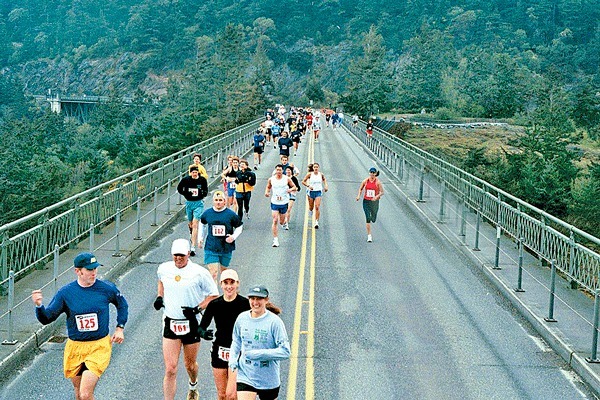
[218,346,230,361]
[170,319,190,336]
[229,182,236,189]
[212,224,226,236]
[276,195,283,201]
[190,188,199,196]
[75,313,98,332]
[281,145,287,150]
[366,189,376,199]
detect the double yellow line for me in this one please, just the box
[287,132,317,399]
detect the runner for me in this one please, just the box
[198,269,250,400]
[312,115,322,142]
[290,126,302,156]
[285,166,301,228]
[277,131,294,158]
[154,239,219,400]
[366,119,374,138]
[271,122,281,149]
[235,159,256,220]
[200,191,244,281]
[229,285,290,400]
[31,252,128,400]
[352,114,359,131]
[188,153,209,179]
[221,156,240,212]
[301,162,329,229]
[264,116,274,147]
[265,164,295,246]
[356,167,384,242]
[177,165,209,257]
[253,128,266,170]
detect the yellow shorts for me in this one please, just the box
[63,335,112,378]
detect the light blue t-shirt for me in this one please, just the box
[229,310,290,389]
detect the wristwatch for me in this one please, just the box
[116,324,125,329]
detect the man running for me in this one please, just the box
[253,128,266,170]
[235,159,256,220]
[177,165,209,257]
[313,115,322,142]
[154,239,219,400]
[277,131,294,158]
[265,164,295,247]
[32,252,128,400]
[200,191,244,281]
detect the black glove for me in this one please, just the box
[153,296,164,310]
[182,306,201,319]
[198,327,214,341]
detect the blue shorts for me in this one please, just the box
[204,250,232,267]
[186,200,204,221]
[226,182,236,197]
[270,203,288,214]
[308,190,322,199]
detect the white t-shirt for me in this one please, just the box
[157,260,218,320]
[270,175,290,205]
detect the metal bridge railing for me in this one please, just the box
[0,118,262,286]
[345,119,600,293]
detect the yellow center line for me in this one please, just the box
[287,131,317,400]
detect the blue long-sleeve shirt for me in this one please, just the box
[229,310,290,389]
[35,279,128,341]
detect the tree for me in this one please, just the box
[342,25,392,116]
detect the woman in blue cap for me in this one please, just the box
[356,167,384,242]
[229,285,290,400]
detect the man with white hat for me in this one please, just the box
[154,238,219,400]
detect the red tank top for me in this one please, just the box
[364,179,379,200]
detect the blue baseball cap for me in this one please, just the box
[247,285,269,298]
[74,252,102,270]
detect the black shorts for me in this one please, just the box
[162,317,200,344]
[254,146,264,154]
[292,137,301,143]
[237,383,280,400]
[211,343,230,369]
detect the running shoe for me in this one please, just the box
[283,223,289,230]
[186,389,199,400]
[272,237,279,247]
[294,152,297,156]
[253,165,258,170]
[314,220,319,229]
[367,235,373,243]
[190,247,196,257]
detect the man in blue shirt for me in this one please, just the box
[32,252,128,400]
[253,129,266,170]
[200,191,244,281]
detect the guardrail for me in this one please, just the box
[345,119,600,293]
[0,118,262,286]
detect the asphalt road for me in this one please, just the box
[1,125,597,400]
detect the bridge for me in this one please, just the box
[1,118,600,398]
[32,90,157,122]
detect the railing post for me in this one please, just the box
[2,271,18,345]
[134,196,142,240]
[53,244,59,295]
[473,207,481,251]
[586,289,600,363]
[70,203,80,249]
[515,238,525,292]
[493,225,502,270]
[399,154,405,182]
[0,233,8,283]
[89,223,95,252]
[113,208,122,257]
[152,187,158,227]
[544,259,558,322]
[438,181,446,223]
[417,164,425,202]
[459,196,467,244]
[165,179,172,215]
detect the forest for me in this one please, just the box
[0,0,599,237]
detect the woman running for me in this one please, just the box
[229,285,290,400]
[199,269,250,400]
[301,163,328,229]
[356,167,384,242]
[221,156,240,212]
[284,166,301,229]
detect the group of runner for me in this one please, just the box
[30,106,384,400]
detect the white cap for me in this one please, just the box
[220,269,239,282]
[171,239,190,255]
